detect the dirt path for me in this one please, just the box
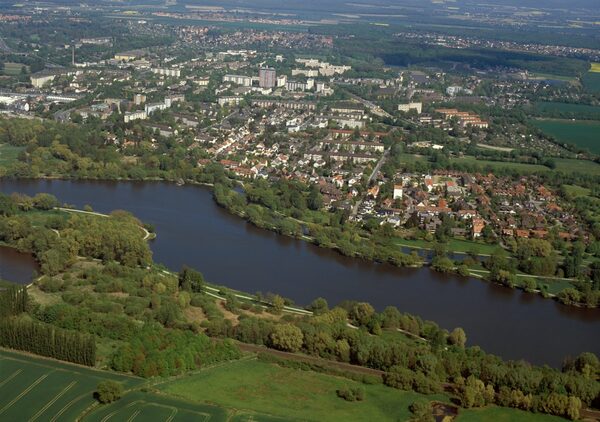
[237,343,385,378]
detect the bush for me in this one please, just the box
[336,386,365,402]
[96,380,123,404]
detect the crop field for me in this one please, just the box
[590,63,600,73]
[532,119,600,154]
[534,101,600,119]
[159,359,451,422]
[583,71,600,93]
[0,349,143,421]
[2,62,29,76]
[84,391,234,422]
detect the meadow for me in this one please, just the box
[159,359,451,422]
[532,119,600,154]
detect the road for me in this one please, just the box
[350,147,390,218]
[346,92,393,119]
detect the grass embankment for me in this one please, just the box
[159,359,450,422]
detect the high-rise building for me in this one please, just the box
[259,67,276,88]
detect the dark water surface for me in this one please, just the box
[1,179,598,366]
[0,245,39,284]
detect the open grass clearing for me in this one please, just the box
[159,359,451,422]
[0,144,24,167]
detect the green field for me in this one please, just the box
[457,405,567,421]
[2,62,29,76]
[0,144,24,167]
[0,349,144,421]
[159,359,450,422]
[449,155,600,176]
[84,391,235,422]
[583,71,600,93]
[532,119,600,154]
[534,101,600,120]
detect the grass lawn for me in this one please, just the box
[456,405,567,421]
[0,144,24,167]
[591,63,600,73]
[393,237,500,256]
[0,349,144,421]
[19,209,71,227]
[532,119,600,154]
[159,359,450,422]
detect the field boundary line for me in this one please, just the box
[0,373,49,415]
[100,400,142,422]
[0,369,22,389]
[126,409,141,422]
[165,408,178,422]
[29,380,77,422]
[52,391,93,422]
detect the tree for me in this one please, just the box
[178,266,205,292]
[269,323,303,352]
[409,400,434,422]
[271,294,285,314]
[308,297,329,315]
[95,380,123,404]
[349,302,375,327]
[448,327,467,348]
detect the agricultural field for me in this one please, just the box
[534,101,600,120]
[590,63,600,73]
[0,144,24,167]
[159,359,451,422]
[0,349,143,421]
[582,71,600,93]
[532,119,600,154]
[2,62,29,76]
[84,391,236,422]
